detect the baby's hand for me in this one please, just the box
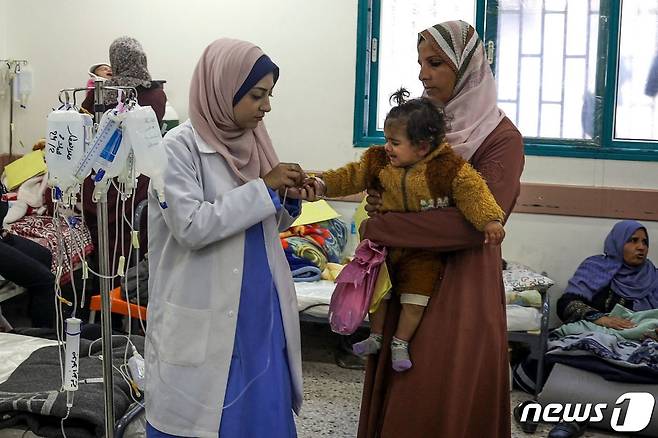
[287,176,325,201]
[484,221,505,245]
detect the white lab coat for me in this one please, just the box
[145,121,302,437]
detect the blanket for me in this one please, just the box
[0,333,143,438]
[9,215,94,285]
[547,331,658,383]
[553,304,658,341]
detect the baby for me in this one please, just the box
[311,89,506,371]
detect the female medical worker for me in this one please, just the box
[144,38,311,437]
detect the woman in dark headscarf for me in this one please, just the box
[83,36,166,122]
[557,220,657,328]
[79,36,167,288]
[543,221,656,438]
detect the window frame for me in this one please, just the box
[353,0,658,161]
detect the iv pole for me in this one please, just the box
[1,59,28,158]
[93,79,116,438]
[57,81,138,438]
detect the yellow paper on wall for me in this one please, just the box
[3,150,47,190]
[291,199,340,227]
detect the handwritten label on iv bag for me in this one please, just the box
[46,110,92,193]
[64,318,81,391]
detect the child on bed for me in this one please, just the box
[308,88,506,371]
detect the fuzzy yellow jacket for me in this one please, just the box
[322,142,504,231]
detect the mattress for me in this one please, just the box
[295,280,542,331]
[539,363,658,437]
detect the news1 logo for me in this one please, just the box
[520,392,656,432]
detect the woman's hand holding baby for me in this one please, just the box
[484,221,505,245]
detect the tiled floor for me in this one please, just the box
[295,322,632,438]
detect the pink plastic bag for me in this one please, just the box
[329,239,387,335]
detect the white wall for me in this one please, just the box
[2,0,658,323]
[0,0,361,167]
[0,0,9,153]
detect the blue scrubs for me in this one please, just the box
[147,197,298,438]
[218,221,296,437]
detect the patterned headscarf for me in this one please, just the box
[419,20,505,160]
[189,38,279,182]
[565,220,658,311]
[103,36,152,105]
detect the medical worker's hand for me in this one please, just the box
[364,189,382,217]
[264,163,305,190]
[593,316,636,330]
[484,221,505,245]
[287,177,324,201]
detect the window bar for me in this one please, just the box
[584,0,593,140]
[559,1,570,138]
[538,0,546,136]
[362,0,375,137]
[514,4,524,127]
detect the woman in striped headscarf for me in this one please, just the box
[358,20,525,438]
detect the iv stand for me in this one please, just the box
[56,82,138,438]
[93,79,115,438]
[1,59,28,158]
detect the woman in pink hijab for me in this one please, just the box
[358,21,525,437]
[145,39,311,437]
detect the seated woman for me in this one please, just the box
[557,220,656,329]
[545,220,657,438]
[0,229,56,328]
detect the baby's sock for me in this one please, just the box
[391,337,412,371]
[352,333,383,356]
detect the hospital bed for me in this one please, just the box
[295,262,555,395]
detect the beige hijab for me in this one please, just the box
[419,20,505,161]
[189,38,279,182]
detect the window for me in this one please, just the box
[354,0,658,161]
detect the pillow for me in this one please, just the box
[506,289,542,307]
[503,262,554,292]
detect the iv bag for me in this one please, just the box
[46,109,92,196]
[13,68,32,106]
[0,64,9,98]
[74,109,122,182]
[92,125,130,183]
[63,318,81,392]
[123,105,168,206]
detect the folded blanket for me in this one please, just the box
[291,266,322,282]
[280,218,347,272]
[283,236,327,271]
[316,219,348,263]
[284,247,316,271]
